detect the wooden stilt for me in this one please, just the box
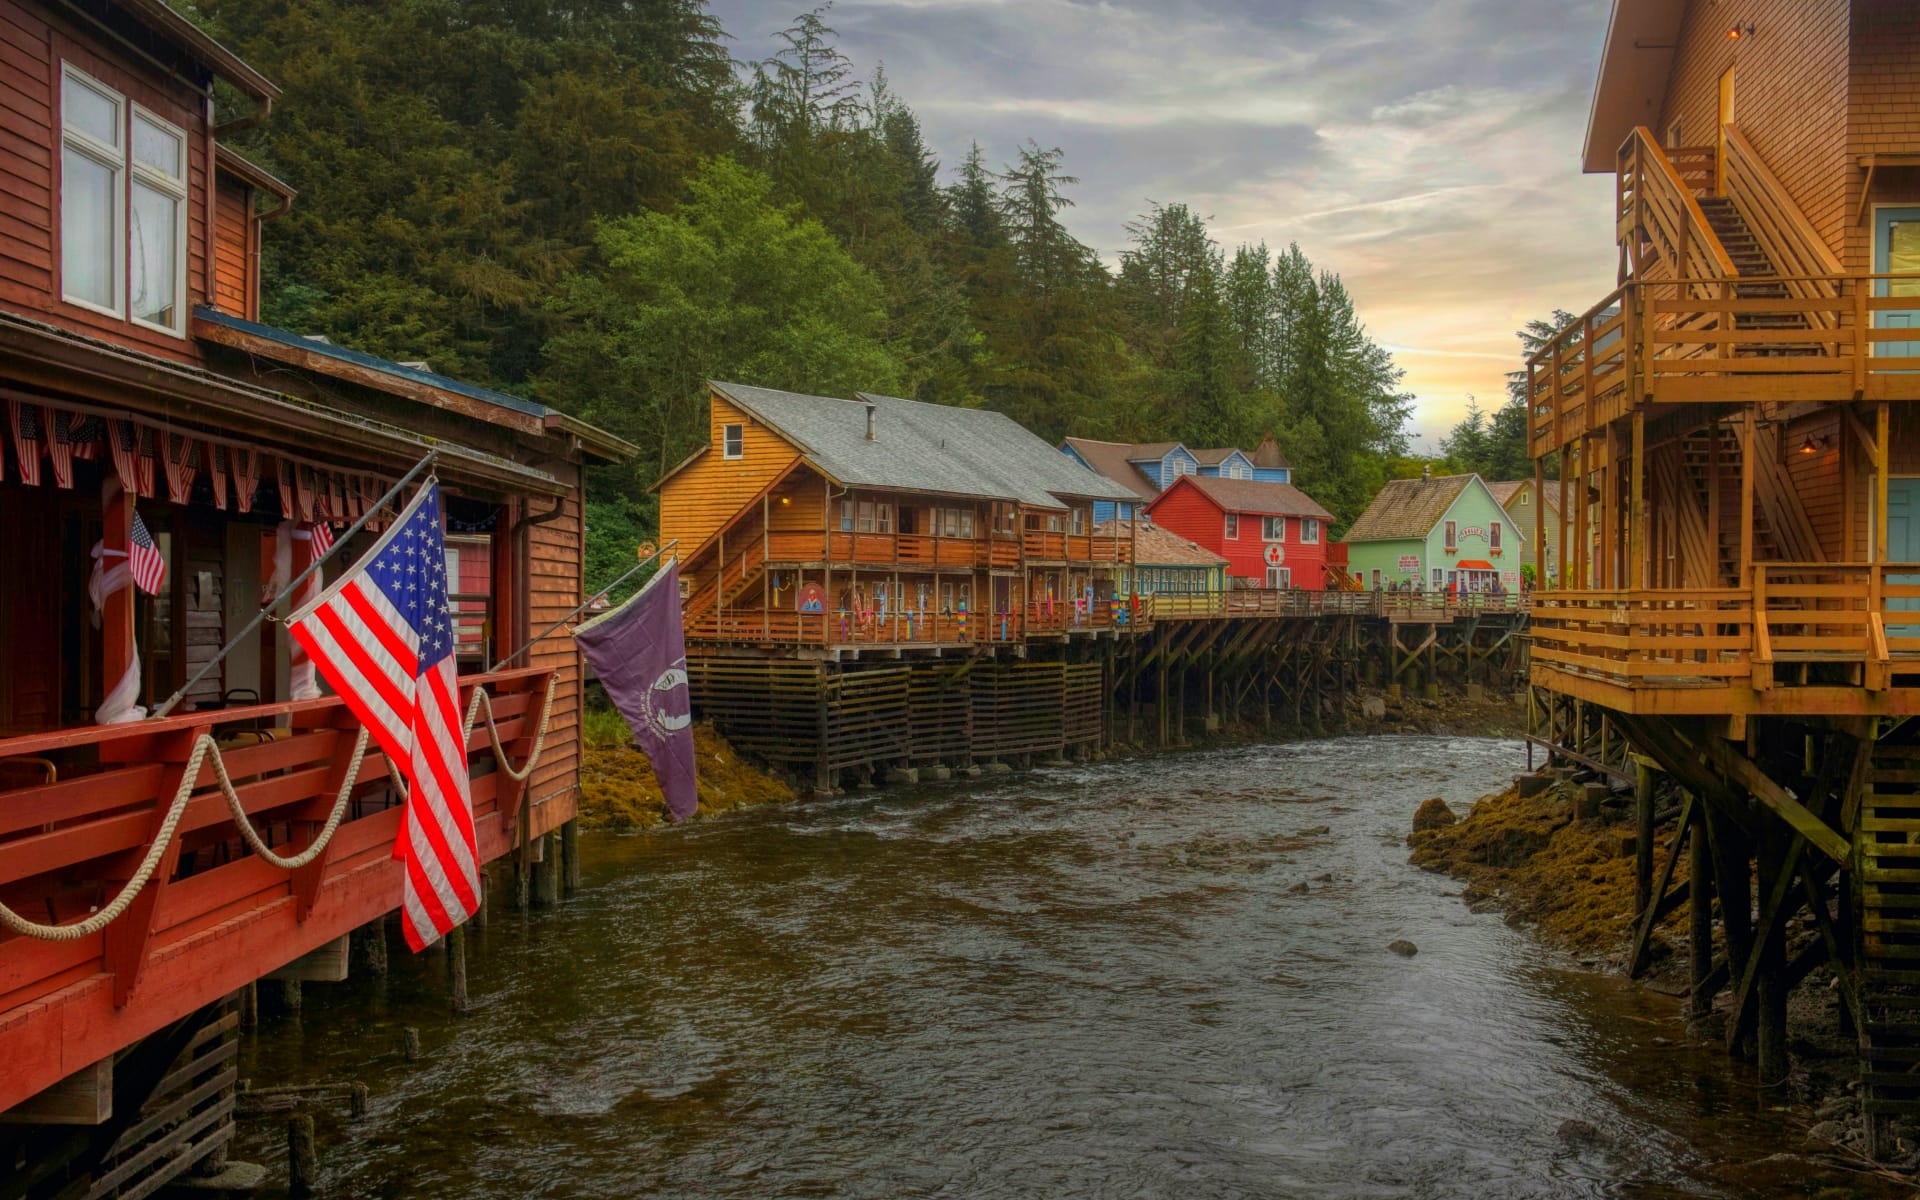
[448,925,470,1016]
[288,1113,317,1199]
[1690,802,1715,1019]
[561,818,581,894]
[1634,760,1655,919]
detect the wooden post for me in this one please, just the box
[1575,439,1590,589]
[1876,403,1890,563]
[531,833,558,907]
[1689,802,1714,1019]
[1634,760,1655,920]
[448,925,469,1015]
[287,1113,318,1199]
[1740,408,1756,582]
[1707,417,1722,584]
[1630,410,1646,589]
[1558,447,1571,590]
[561,817,581,894]
[1601,424,1617,588]
[1533,457,1546,587]
[1754,821,1790,1085]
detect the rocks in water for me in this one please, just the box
[1295,825,1331,837]
[1556,1118,1601,1146]
[1388,940,1418,957]
[1515,772,1554,798]
[1288,881,1310,895]
[1314,872,1333,882]
[1807,1120,1847,1143]
[1410,797,1458,835]
[1361,695,1387,719]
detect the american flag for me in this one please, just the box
[69,413,103,461]
[9,400,42,487]
[110,420,142,495]
[47,408,73,488]
[287,482,479,951]
[129,509,166,595]
[308,519,335,559]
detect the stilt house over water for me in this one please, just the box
[0,0,630,1189]
[1525,0,1920,1147]
[658,382,1142,652]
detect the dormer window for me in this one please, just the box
[59,65,188,336]
[722,423,744,459]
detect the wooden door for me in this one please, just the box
[1876,208,1920,361]
[1716,68,1735,194]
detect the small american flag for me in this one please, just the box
[110,420,141,495]
[48,408,73,488]
[69,413,103,461]
[9,400,42,487]
[288,483,479,951]
[309,519,335,559]
[129,510,166,595]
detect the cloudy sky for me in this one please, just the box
[705,0,1621,446]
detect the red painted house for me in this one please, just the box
[1145,475,1335,589]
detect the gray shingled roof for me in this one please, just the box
[710,382,1137,509]
[1344,473,1476,543]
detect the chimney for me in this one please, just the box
[864,401,877,441]
[1421,463,1432,480]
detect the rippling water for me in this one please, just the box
[238,736,1873,1198]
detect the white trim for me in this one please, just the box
[722,423,745,459]
[58,62,127,319]
[128,104,189,339]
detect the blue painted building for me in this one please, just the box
[1060,433,1293,522]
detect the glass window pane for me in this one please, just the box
[1890,221,1920,298]
[133,114,182,179]
[62,74,119,144]
[60,146,116,308]
[131,182,178,327]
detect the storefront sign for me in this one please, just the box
[1397,554,1420,574]
[1460,526,1487,541]
[1264,543,1286,567]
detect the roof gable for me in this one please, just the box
[1149,474,1334,520]
[1584,0,1685,172]
[1344,474,1476,542]
[1057,437,1160,500]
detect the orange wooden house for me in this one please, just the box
[659,382,1141,652]
[0,0,629,1186]
[1524,0,1920,1145]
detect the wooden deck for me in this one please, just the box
[1529,565,1920,715]
[0,668,559,1114]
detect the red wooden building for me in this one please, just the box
[0,1,628,1192]
[1144,475,1336,589]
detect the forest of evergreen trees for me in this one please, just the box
[195,0,1543,573]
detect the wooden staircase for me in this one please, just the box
[1677,428,1784,585]
[1695,197,1815,351]
[1856,730,1920,1131]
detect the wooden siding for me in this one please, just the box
[657,391,802,554]
[1147,482,1330,587]
[210,172,253,318]
[526,483,582,839]
[1658,0,1850,261]
[0,0,215,363]
[1846,2,1920,274]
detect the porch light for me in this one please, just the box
[1800,434,1828,455]
[781,496,791,505]
[1727,21,1754,40]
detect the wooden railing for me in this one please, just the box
[1528,274,1920,455]
[0,668,557,1112]
[1530,565,1920,695]
[1616,127,1736,283]
[1721,124,1844,290]
[748,530,1132,568]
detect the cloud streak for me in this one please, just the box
[707,0,1620,439]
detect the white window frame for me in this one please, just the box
[1301,517,1320,545]
[1072,508,1085,535]
[1267,566,1290,589]
[839,498,854,531]
[127,103,188,336]
[1172,456,1195,477]
[722,423,744,459]
[1444,520,1457,552]
[58,63,127,321]
[1490,521,1503,550]
[1224,513,1239,539]
[1263,516,1286,542]
[856,500,875,534]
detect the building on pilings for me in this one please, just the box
[1525,0,1920,1151]
[0,0,631,1186]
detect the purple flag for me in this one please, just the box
[575,558,698,820]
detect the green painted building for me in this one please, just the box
[1342,471,1528,593]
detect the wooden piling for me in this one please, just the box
[1634,761,1655,920]
[562,818,581,894]
[531,833,559,908]
[287,1113,317,1199]
[1754,822,1790,1085]
[402,1027,422,1061]
[356,918,388,977]
[240,980,258,1030]
[1689,804,1714,1020]
[448,925,469,1015]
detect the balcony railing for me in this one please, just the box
[1527,275,1920,457]
[752,530,1133,567]
[0,667,556,1112]
[1529,563,1920,696]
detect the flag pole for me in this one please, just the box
[149,451,440,719]
[494,539,678,670]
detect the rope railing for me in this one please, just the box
[0,673,558,942]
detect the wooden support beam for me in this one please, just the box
[266,935,351,983]
[1723,833,1806,1055]
[1740,407,1755,582]
[1627,791,1693,979]
[0,1059,113,1126]
[1702,739,1851,865]
[1630,409,1646,588]
[1800,870,1865,1039]
[102,728,207,1007]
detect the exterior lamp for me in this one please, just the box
[1727,21,1754,40]
[1800,435,1827,455]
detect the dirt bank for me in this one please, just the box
[579,716,792,830]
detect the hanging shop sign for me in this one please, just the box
[1264,542,1286,567]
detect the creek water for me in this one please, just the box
[238,736,1886,1198]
